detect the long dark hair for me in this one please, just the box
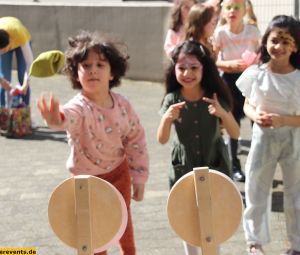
[165,40,233,109]
[260,15,300,69]
[0,29,9,49]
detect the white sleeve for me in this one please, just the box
[236,65,260,98]
[21,42,34,80]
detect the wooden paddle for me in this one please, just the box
[48,175,128,255]
[167,167,243,255]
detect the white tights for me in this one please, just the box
[183,241,202,255]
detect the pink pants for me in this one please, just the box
[94,160,135,255]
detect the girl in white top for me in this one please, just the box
[236,15,300,255]
[213,0,260,183]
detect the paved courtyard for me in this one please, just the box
[0,72,288,254]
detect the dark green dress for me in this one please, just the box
[159,90,232,188]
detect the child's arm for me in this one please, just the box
[268,113,300,128]
[216,58,247,73]
[164,29,180,57]
[132,183,145,201]
[36,94,65,128]
[157,101,186,144]
[0,77,12,91]
[243,99,272,127]
[203,93,240,139]
[213,44,247,73]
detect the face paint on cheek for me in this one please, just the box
[278,30,297,51]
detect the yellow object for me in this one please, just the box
[0,17,31,50]
[0,248,36,254]
[29,50,65,77]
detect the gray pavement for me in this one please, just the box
[0,73,288,254]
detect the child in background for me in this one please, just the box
[203,0,223,15]
[218,0,258,26]
[164,0,197,57]
[185,3,218,59]
[236,15,300,255]
[213,0,260,182]
[157,40,239,255]
[244,0,257,26]
[36,30,149,255]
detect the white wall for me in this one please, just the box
[252,0,295,34]
[0,3,172,81]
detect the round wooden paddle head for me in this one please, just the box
[48,175,127,252]
[167,170,243,247]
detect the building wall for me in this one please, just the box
[0,3,172,81]
[252,0,295,33]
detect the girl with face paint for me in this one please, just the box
[236,15,300,255]
[157,40,240,255]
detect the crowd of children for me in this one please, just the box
[161,1,300,255]
[2,1,300,255]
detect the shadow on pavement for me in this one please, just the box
[3,126,67,142]
[272,191,283,212]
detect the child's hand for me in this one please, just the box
[132,183,145,201]
[163,101,186,122]
[254,110,272,127]
[10,88,23,96]
[36,94,63,126]
[10,84,24,96]
[203,93,226,118]
[242,50,259,68]
[268,113,284,128]
[226,59,247,73]
[0,77,12,92]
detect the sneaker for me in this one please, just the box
[247,244,265,255]
[282,250,300,255]
[232,157,246,182]
[233,170,245,182]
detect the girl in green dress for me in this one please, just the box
[158,40,240,185]
[157,40,240,255]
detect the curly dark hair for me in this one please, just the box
[164,40,233,109]
[63,30,129,89]
[260,15,300,69]
[0,29,10,49]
